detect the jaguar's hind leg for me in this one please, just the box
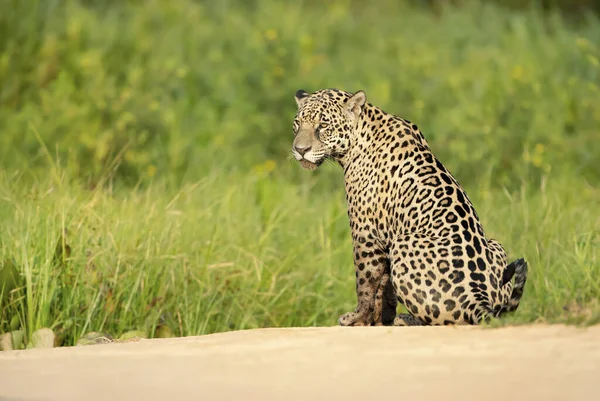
[393,313,426,326]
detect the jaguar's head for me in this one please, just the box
[292,88,366,170]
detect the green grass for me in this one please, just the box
[1,165,598,346]
[1,0,600,346]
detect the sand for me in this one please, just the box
[1,325,599,401]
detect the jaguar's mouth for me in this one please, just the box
[299,159,319,170]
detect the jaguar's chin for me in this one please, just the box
[299,159,319,170]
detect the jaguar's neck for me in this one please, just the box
[337,104,391,169]
[337,103,429,172]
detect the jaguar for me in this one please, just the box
[291,88,528,326]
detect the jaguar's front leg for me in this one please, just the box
[373,264,398,326]
[338,236,387,326]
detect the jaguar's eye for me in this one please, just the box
[319,123,329,129]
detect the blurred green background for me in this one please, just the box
[0,0,599,347]
[1,0,599,187]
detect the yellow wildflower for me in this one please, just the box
[265,29,278,41]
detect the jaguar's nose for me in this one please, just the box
[294,143,312,156]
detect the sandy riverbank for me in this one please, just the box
[1,325,599,401]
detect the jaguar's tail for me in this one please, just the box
[502,258,529,313]
[479,258,528,322]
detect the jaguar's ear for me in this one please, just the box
[295,89,309,107]
[345,90,366,117]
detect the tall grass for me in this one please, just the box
[1,167,598,345]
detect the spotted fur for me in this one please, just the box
[292,88,528,326]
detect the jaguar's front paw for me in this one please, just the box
[338,310,370,326]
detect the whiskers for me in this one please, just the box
[286,148,337,171]
[323,158,337,168]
